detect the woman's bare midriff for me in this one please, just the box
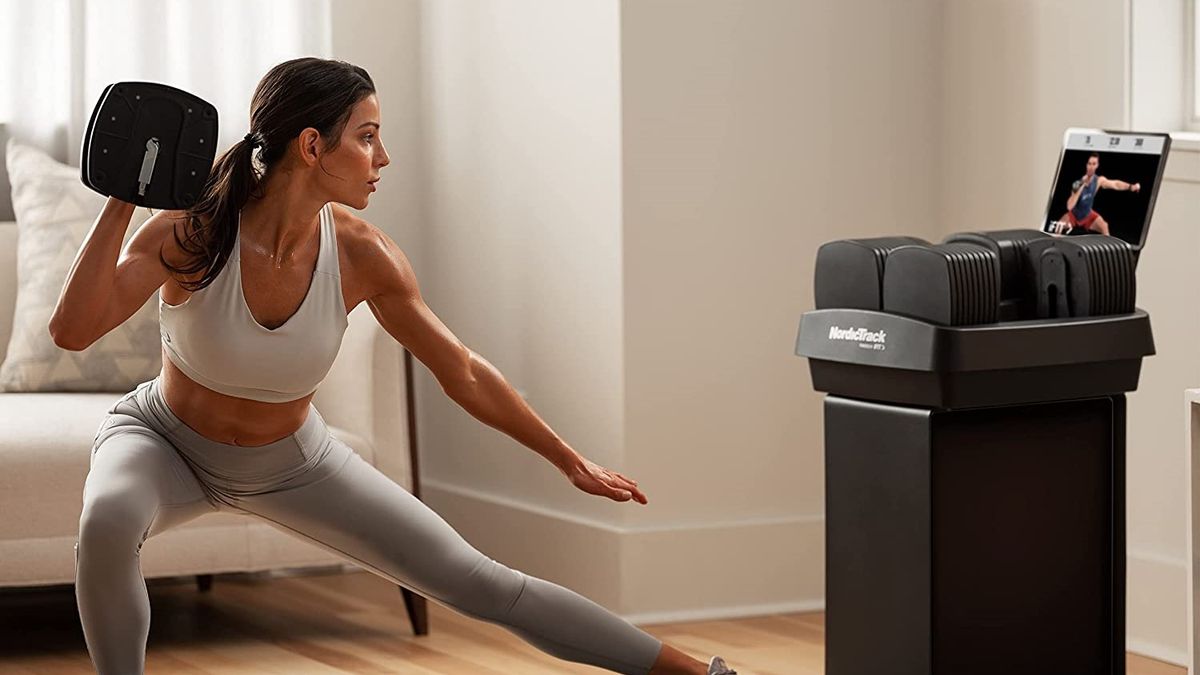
[159,351,318,447]
[157,205,365,448]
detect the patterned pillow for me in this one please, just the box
[0,137,161,392]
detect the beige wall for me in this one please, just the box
[617,0,943,617]
[336,0,1200,657]
[1126,139,1200,666]
[412,0,633,611]
[940,0,1130,232]
[620,0,943,526]
[411,0,942,619]
[330,0,424,275]
[415,0,626,517]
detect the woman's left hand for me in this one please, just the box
[562,455,648,505]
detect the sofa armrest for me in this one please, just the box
[312,303,412,489]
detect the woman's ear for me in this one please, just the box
[298,128,323,164]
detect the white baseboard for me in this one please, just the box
[1127,548,1189,666]
[623,598,825,626]
[1127,637,1189,669]
[420,479,825,620]
[418,479,1191,661]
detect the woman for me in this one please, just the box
[54,58,738,675]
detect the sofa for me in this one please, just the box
[0,213,429,633]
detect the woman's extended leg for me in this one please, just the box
[76,410,216,675]
[237,439,665,675]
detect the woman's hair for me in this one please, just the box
[159,57,375,292]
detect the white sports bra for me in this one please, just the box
[159,202,349,403]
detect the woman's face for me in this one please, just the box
[317,93,390,209]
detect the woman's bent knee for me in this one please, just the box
[78,495,153,556]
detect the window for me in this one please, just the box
[1191,0,1200,129]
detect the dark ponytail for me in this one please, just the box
[159,57,375,292]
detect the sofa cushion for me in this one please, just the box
[0,391,376,540]
[0,391,125,539]
[0,137,160,393]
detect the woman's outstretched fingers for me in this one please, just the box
[569,456,648,504]
[615,475,648,504]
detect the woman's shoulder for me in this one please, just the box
[329,202,384,255]
[326,203,415,300]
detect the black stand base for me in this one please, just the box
[824,395,1126,675]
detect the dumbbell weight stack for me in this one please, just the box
[81,81,219,210]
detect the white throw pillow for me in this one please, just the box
[0,137,161,392]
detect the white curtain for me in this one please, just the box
[0,0,332,166]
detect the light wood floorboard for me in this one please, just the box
[0,568,1185,674]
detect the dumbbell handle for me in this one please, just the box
[137,138,160,197]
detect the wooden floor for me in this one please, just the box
[0,567,1186,674]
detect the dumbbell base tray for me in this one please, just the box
[795,308,1153,409]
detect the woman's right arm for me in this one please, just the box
[48,197,174,350]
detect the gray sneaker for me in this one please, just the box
[707,655,738,675]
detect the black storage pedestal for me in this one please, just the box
[825,396,1124,675]
[796,308,1153,675]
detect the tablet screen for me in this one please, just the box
[1041,129,1170,250]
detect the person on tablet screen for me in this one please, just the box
[1049,152,1140,236]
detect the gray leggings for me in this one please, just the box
[75,377,663,674]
